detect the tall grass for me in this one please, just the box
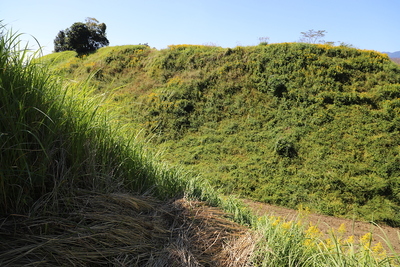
[0,26,190,216]
[249,214,400,267]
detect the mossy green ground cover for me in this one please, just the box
[43,43,400,226]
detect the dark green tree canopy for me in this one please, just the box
[54,18,109,54]
[54,30,67,52]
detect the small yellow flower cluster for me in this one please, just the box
[345,235,354,244]
[84,62,96,67]
[316,44,336,50]
[305,222,323,239]
[146,92,159,103]
[297,204,312,218]
[360,49,389,60]
[60,57,80,71]
[303,222,323,250]
[360,232,372,250]
[271,216,281,226]
[320,238,335,250]
[282,221,293,230]
[337,223,346,235]
[168,44,207,50]
[167,76,183,86]
[371,241,387,261]
[258,212,391,263]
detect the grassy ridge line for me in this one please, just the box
[43,43,400,226]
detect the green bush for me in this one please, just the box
[274,138,297,158]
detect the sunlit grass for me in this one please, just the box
[0,26,189,216]
[250,211,400,266]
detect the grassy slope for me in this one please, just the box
[1,30,242,265]
[3,28,400,265]
[42,43,400,226]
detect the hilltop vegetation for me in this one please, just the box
[43,43,400,226]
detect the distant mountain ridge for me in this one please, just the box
[383,51,400,58]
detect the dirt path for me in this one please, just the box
[243,200,400,253]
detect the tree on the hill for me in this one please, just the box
[54,30,67,52]
[299,29,326,44]
[54,18,109,54]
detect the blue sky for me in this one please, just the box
[2,0,399,55]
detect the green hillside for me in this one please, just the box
[43,43,400,226]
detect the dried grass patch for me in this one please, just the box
[0,194,255,266]
[163,199,255,266]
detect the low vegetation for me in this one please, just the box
[2,25,400,266]
[44,41,400,227]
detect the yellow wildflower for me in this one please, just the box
[271,216,281,226]
[305,223,322,239]
[338,223,346,235]
[304,238,317,250]
[282,221,292,230]
[360,232,372,250]
[344,235,354,244]
[371,242,387,260]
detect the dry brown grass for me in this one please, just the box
[165,199,254,267]
[0,193,254,266]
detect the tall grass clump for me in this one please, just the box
[251,214,400,266]
[0,26,189,217]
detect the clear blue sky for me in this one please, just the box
[2,0,399,55]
